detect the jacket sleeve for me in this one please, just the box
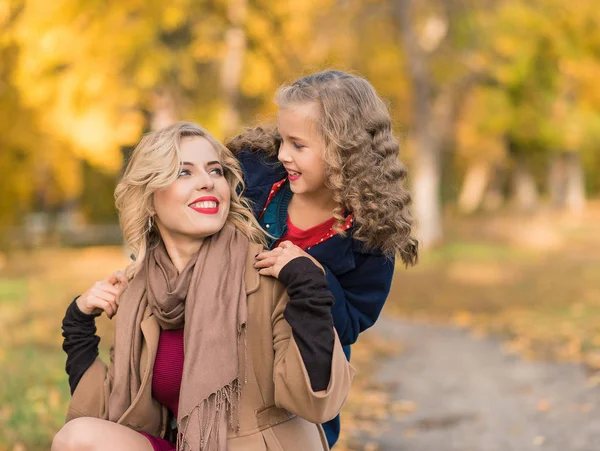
[278,257,335,392]
[271,259,355,424]
[325,252,395,347]
[61,298,113,422]
[61,298,101,394]
[65,355,112,422]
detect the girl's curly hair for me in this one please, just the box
[227,70,418,266]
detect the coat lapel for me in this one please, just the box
[245,242,262,295]
[118,309,163,432]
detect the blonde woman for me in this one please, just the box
[53,122,354,451]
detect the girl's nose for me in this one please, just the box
[278,143,292,163]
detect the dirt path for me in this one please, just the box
[364,316,600,451]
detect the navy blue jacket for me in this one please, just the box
[238,149,395,447]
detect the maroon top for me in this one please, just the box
[140,328,184,451]
[152,329,184,417]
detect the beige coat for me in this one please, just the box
[66,242,355,450]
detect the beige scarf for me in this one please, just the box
[109,223,249,450]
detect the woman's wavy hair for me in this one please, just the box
[116,121,266,277]
[227,70,418,265]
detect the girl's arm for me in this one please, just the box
[61,298,113,422]
[278,257,335,391]
[323,252,395,347]
[62,298,101,394]
[62,272,124,393]
[271,257,355,424]
[258,244,396,349]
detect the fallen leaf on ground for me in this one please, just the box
[537,398,550,412]
[533,435,546,446]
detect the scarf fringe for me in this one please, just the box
[176,327,247,451]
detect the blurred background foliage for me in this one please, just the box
[0,0,598,247]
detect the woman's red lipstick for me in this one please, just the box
[189,196,220,215]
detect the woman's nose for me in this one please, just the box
[196,171,215,190]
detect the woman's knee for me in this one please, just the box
[52,417,97,451]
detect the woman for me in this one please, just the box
[52,122,354,451]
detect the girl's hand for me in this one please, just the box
[76,270,128,319]
[254,241,325,279]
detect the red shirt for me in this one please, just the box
[263,178,354,250]
[278,216,337,250]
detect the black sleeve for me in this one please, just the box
[278,257,335,392]
[61,297,101,394]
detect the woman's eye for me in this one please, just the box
[178,169,192,177]
[209,167,224,176]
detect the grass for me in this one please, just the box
[0,246,127,451]
[1,346,70,450]
[0,279,28,304]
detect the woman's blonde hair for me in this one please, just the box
[227,70,418,265]
[116,121,266,277]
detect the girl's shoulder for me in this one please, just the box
[350,235,387,257]
[312,228,390,275]
[238,147,287,188]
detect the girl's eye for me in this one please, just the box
[178,169,192,177]
[209,167,224,176]
[292,141,304,149]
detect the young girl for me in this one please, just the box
[227,70,418,447]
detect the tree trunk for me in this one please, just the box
[150,88,178,131]
[564,152,585,213]
[482,165,505,212]
[396,0,443,247]
[548,153,567,207]
[458,161,491,213]
[413,144,443,246]
[221,0,247,138]
[547,152,585,212]
[513,162,538,212]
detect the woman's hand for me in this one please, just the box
[76,270,129,319]
[254,241,325,279]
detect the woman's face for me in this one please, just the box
[153,137,231,244]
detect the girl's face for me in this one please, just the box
[153,137,231,244]
[277,103,329,197]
